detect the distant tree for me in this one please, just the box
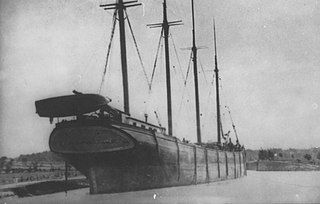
[21,157,28,163]
[278,153,283,157]
[317,152,320,160]
[268,150,274,160]
[32,162,38,171]
[258,149,275,160]
[304,154,312,161]
[0,156,8,169]
[258,149,267,160]
[4,159,13,173]
[17,151,64,163]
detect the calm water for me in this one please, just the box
[2,171,320,204]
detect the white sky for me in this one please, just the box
[1,0,320,157]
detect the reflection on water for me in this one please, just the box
[2,171,320,204]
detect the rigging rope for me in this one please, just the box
[72,26,107,90]
[226,105,239,142]
[99,9,117,94]
[203,78,214,125]
[150,28,164,91]
[201,68,219,139]
[125,10,151,90]
[198,56,208,84]
[176,51,193,132]
[220,120,225,141]
[184,51,193,86]
[220,79,241,142]
[170,33,185,82]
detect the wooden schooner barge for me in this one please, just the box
[35,0,246,194]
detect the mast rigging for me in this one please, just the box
[100,0,141,115]
[125,9,151,90]
[147,0,182,136]
[226,106,240,143]
[99,10,117,94]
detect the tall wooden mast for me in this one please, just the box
[100,0,141,115]
[213,19,222,145]
[191,0,201,144]
[118,0,129,114]
[147,0,182,136]
[163,0,173,136]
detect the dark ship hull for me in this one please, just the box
[50,118,246,194]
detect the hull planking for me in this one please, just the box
[50,120,246,194]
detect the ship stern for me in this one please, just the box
[49,123,137,192]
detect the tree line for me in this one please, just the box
[258,148,320,164]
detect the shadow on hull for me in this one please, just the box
[50,121,246,194]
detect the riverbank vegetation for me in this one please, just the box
[246,147,320,165]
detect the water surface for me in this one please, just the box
[2,171,320,203]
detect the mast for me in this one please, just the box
[213,18,222,145]
[147,0,182,136]
[163,0,173,136]
[100,0,141,115]
[118,0,129,114]
[191,0,201,144]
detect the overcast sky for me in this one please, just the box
[1,0,319,157]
